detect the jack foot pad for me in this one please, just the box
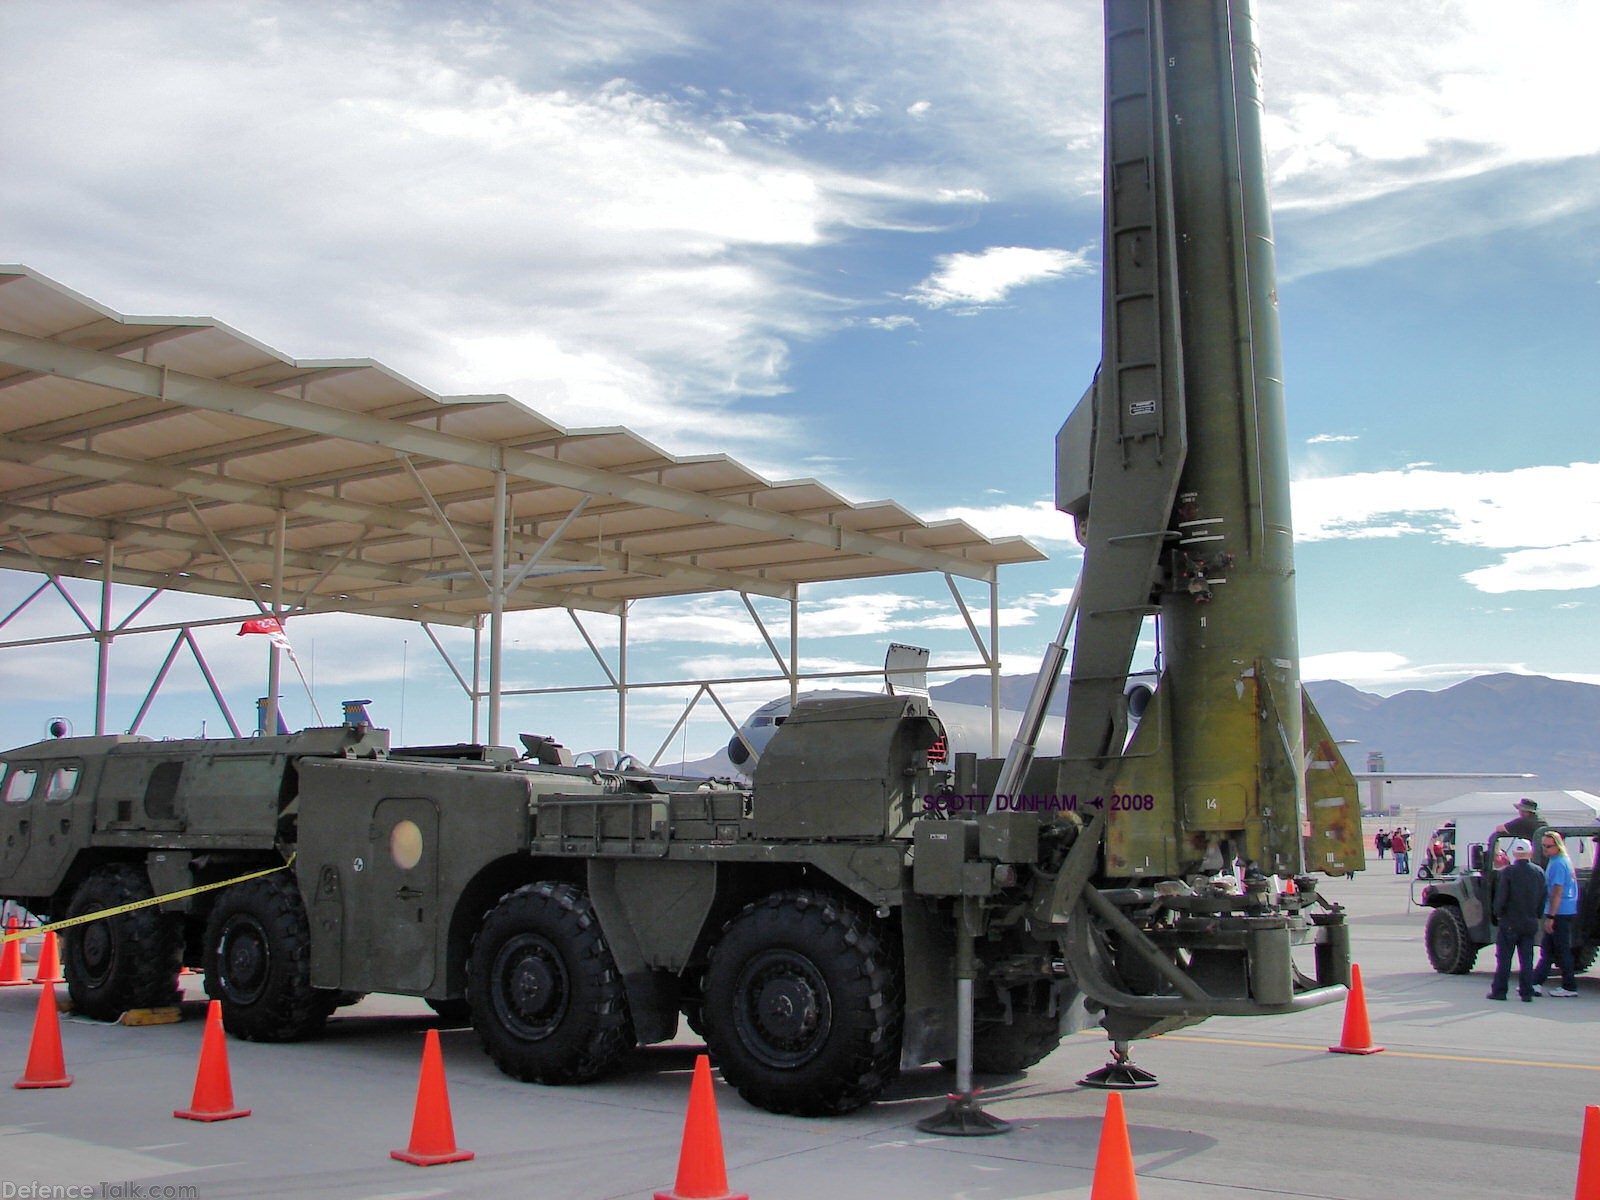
[1079,1050,1159,1090]
[916,1090,1012,1136]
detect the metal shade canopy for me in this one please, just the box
[0,266,1045,745]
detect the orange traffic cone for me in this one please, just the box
[1328,962,1384,1055]
[1576,1105,1600,1199]
[175,1000,250,1121]
[31,930,64,985]
[14,982,72,1089]
[1,921,28,987]
[654,1054,748,1200]
[1090,1091,1139,1200]
[391,1029,473,1166]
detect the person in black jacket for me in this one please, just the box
[1488,837,1547,1002]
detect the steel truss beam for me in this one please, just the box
[0,329,999,583]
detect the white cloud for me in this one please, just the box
[1464,545,1600,594]
[909,246,1092,309]
[927,500,1079,544]
[0,2,976,462]
[799,592,945,638]
[6,0,1596,480]
[861,314,919,331]
[1301,651,1545,693]
[1293,462,1600,593]
[1263,3,1600,206]
[1302,651,1417,687]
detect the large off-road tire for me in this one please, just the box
[1425,905,1480,975]
[468,882,634,1085]
[972,982,1062,1074]
[62,863,182,1020]
[204,871,335,1041]
[702,889,902,1116]
[1573,943,1598,974]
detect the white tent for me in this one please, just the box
[1412,790,1600,870]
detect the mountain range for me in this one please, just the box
[928,671,1600,796]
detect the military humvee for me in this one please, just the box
[1418,827,1600,978]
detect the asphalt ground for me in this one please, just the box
[3,865,1595,1200]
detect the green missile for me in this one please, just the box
[1055,0,1362,879]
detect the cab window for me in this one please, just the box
[3,767,39,803]
[45,764,80,802]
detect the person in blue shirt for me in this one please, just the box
[1533,831,1581,996]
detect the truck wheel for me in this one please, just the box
[972,982,1062,1073]
[702,889,902,1116]
[1574,944,1598,974]
[63,863,182,1021]
[468,882,633,1084]
[1424,905,1479,974]
[204,871,333,1041]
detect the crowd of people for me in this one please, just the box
[1373,826,1412,874]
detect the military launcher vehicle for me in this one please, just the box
[0,0,1362,1121]
[1,689,1349,1119]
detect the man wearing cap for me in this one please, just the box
[1488,837,1546,1002]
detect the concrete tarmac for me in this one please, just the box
[3,868,1594,1199]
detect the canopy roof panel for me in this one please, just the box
[0,266,1046,628]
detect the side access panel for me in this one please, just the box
[297,759,532,995]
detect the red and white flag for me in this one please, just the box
[238,616,293,654]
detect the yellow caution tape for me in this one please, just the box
[1,854,296,944]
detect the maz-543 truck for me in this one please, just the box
[0,0,1362,1119]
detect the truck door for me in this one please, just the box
[347,796,440,992]
[0,762,39,882]
[0,760,82,897]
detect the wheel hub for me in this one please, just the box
[80,921,114,982]
[755,976,819,1042]
[512,955,558,1016]
[496,935,569,1039]
[222,920,269,1002]
[735,949,832,1068]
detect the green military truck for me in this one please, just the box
[1,692,1351,1117]
[1419,827,1600,977]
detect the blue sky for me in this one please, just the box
[2,1,1598,758]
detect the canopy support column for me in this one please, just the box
[488,467,507,747]
[95,540,114,735]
